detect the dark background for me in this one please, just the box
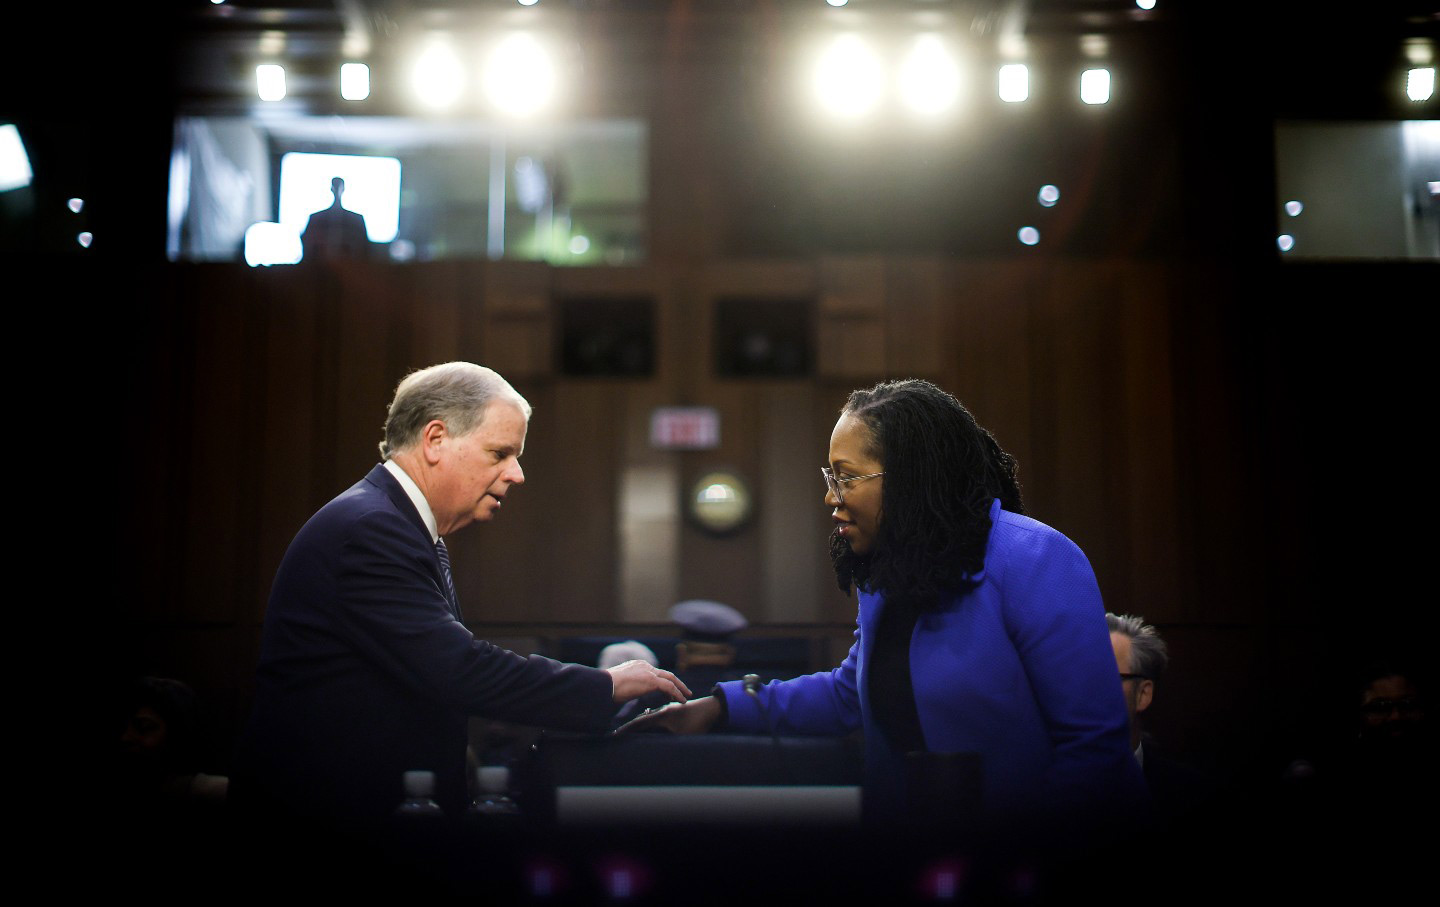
[5,3,1435,870]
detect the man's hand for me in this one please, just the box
[613,696,723,735]
[606,660,692,704]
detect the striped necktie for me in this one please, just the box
[435,538,460,620]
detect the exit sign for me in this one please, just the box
[650,407,720,450]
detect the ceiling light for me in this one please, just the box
[1081,69,1110,105]
[413,37,466,110]
[999,64,1029,103]
[1407,67,1435,102]
[814,35,884,119]
[898,35,961,116]
[256,64,286,101]
[341,63,370,101]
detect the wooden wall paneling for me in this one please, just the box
[1034,260,1118,600]
[1116,262,1182,622]
[616,382,682,623]
[884,256,949,379]
[817,256,886,380]
[459,381,619,623]
[758,384,828,623]
[1092,260,1138,614]
[481,261,554,380]
[176,264,263,625]
[552,264,662,299]
[482,315,554,382]
[253,265,329,624]
[949,260,1039,508]
[703,260,818,298]
[401,262,473,370]
[676,383,764,619]
[331,266,400,487]
[1168,259,1254,624]
[699,260,818,391]
[651,263,685,389]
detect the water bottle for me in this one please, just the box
[465,765,521,830]
[395,769,446,820]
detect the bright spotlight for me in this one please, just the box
[1277,234,1295,252]
[1018,226,1040,245]
[1081,68,1110,105]
[898,35,961,116]
[998,64,1029,103]
[826,0,849,7]
[1136,0,1157,9]
[1038,184,1060,207]
[1284,200,1303,217]
[485,33,558,117]
[1408,67,1435,102]
[341,63,370,101]
[518,0,539,5]
[413,37,466,110]
[256,64,286,101]
[815,34,885,119]
[77,232,93,248]
[569,234,591,255]
[68,197,85,213]
[0,124,33,192]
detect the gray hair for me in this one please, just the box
[598,640,659,670]
[1106,612,1169,680]
[379,362,531,460]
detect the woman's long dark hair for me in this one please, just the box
[830,379,1023,612]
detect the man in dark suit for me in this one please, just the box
[233,362,689,831]
[1107,612,1215,826]
[300,177,372,261]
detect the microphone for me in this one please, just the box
[741,673,794,785]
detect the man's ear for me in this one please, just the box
[420,420,447,465]
[1136,679,1155,714]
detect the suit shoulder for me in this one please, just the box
[289,476,422,553]
[988,509,1091,573]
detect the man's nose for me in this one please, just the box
[508,460,525,485]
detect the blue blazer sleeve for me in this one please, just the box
[718,624,864,736]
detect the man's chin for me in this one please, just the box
[474,502,502,522]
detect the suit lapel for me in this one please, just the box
[365,464,462,621]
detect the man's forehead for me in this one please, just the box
[1110,633,1131,667]
[477,401,528,441]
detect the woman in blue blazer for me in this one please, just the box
[630,379,1145,827]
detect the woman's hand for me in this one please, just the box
[614,696,723,735]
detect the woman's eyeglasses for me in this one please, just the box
[822,467,884,505]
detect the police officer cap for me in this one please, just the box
[669,599,748,641]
